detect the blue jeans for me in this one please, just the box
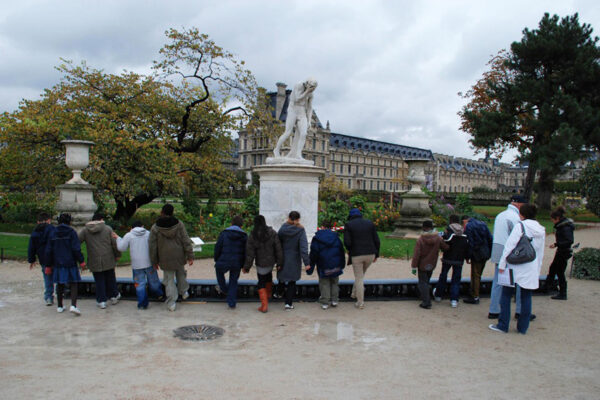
[489,264,522,314]
[133,267,164,309]
[497,284,533,334]
[434,263,462,301]
[92,269,119,303]
[41,266,54,301]
[215,266,241,308]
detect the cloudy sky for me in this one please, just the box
[1,0,599,162]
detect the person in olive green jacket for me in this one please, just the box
[78,212,122,309]
[149,204,194,311]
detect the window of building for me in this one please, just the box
[312,139,316,150]
[243,139,247,150]
[383,181,387,191]
[322,141,325,151]
[370,181,373,190]
[377,168,380,177]
[348,179,352,188]
[243,155,247,167]
[331,164,335,173]
[252,154,257,165]
[348,164,352,174]
[377,181,380,190]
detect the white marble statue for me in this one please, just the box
[272,78,318,160]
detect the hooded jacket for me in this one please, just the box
[277,222,310,282]
[46,224,84,268]
[214,226,248,269]
[498,219,546,289]
[343,209,380,258]
[244,226,283,273]
[441,223,469,266]
[491,204,521,264]
[411,230,449,271]
[464,218,493,262]
[28,222,55,266]
[116,227,151,270]
[308,229,345,278]
[78,221,121,272]
[554,217,575,253]
[149,216,194,271]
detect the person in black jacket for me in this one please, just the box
[243,215,283,313]
[28,212,56,306]
[547,207,575,300]
[462,215,493,305]
[214,216,247,309]
[344,208,380,309]
[432,215,469,308]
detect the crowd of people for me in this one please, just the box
[27,195,575,335]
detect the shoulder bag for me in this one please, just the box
[505,222,536,265]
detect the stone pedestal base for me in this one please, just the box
[388,191,432,238]
[56,184,98,229]
[253,164,325,241]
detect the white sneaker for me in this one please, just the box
[321,304,329,310]
[97,302,107,309]
[355,302,365,309]
[57,307,65,313]
[433,288,441,302]
[285,304,294,311]
[331,302,338,307]
[69,306,81,316]
[168,303,177,312]
[110,293,121,305]
[489,324,505,333]
[182,291,189,300]
[451,300,458,308]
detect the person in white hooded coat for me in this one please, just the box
[113,221,164,309]
[490,204,545,335]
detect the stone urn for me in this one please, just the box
[56,140,97,228]
[389,158,432,238]
[63,140,94,184]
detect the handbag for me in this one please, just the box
[506,222,536,264]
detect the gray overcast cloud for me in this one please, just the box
[1,0,599,162]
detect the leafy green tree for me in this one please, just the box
[459,14,600,209]
[0,28,259,221]
[580,160,600,216]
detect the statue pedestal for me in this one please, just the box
[253,164,325,241]
[56,184,98,229]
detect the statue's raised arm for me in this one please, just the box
[272,78,318,162]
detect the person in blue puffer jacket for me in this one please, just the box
[214,215,247,309]
[308,219,346,310]
[28,212,56,306]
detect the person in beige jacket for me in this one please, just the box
[149,204,194,311]
[78,212,121,309]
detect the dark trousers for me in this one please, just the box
[470,260,486,298]
[215,266,241,307]
[418,270,433,306]
[257,272,273,289]
[547,250,570,294]
[498,285,533,334]
[284,281,296,306]
[434,262,463,301]
[92,269,118,303]
[57,283,78,307]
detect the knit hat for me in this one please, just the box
[349,208,362,218]
[449,223,463,235]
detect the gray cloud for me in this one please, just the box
[1,0,598,162]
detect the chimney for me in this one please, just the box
[275,82,287,120]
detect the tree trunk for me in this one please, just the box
[113,194,156,222]
[537,169,554,211]
[523,164,537,201]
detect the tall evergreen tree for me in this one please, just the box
[459,13,600,209]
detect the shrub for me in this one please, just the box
[348,195,369,215]
[580,161,600,217]
[319,200,350,227]
[0,192,57,223]
[455,193,473,214]
[572,247,600,281]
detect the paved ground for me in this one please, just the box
[0,227,598,399]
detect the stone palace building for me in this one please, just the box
[237,82,527,194]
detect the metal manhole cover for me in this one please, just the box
[173,325,224,341]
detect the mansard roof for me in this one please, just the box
[329,132,433,160]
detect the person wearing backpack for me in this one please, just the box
[461,215,492,305]
[489,204,545,334]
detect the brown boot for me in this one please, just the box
[265,282,273,299]
[258,288,268,313]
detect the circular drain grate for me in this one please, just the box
[173,325,224,341]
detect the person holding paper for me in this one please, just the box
[489,204,545,335]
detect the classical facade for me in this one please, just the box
[238,82,526,194]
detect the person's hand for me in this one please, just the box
[498,268,505,273]
[80,262,86,270]
[111,232,118,239]
[466,259,471,264]
[154,264,160,270]
[373,257,378,263]
[304,265,311,272]
[411,268,417,275]
[187,259,193,266]
[277,266,282,271]
[549,243,556,249]
[44,267,52,275]
[29,262,36,270]
[242,268,249,274]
